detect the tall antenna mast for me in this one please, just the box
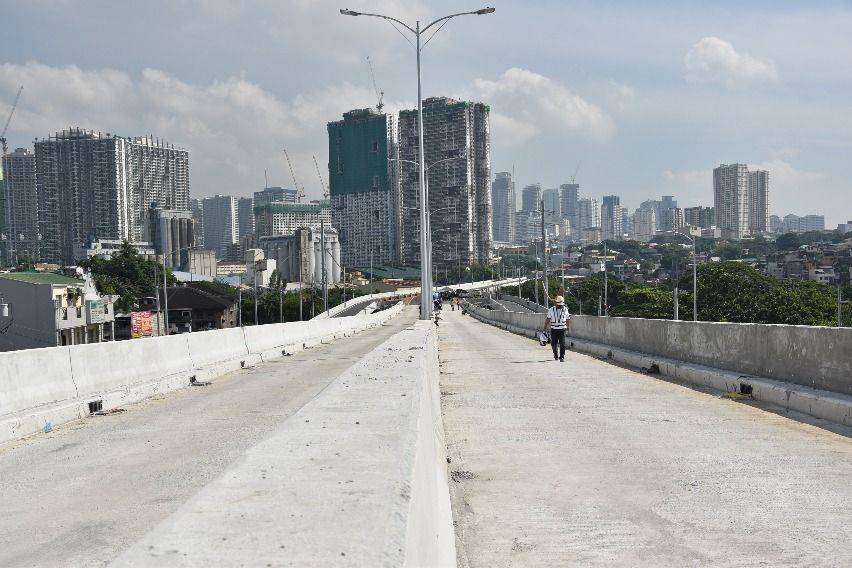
[366,56,384,113]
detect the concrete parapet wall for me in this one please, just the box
[0,303,403,445]
[569,315,852,396]
[463,302,852,426]
[499,294,547,313]
[113,319,455,567]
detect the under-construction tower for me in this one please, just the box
[398,97,492,268]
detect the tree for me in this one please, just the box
[775,232,801,251]
[80,241,177,312]
[676,261,839,325]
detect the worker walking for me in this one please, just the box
[544,295,571,362]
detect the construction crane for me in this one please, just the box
[366,56,384,113]
[570,161,581,184]
[1,85,23,156]
[313,155,329,199]
[282,147,305,202]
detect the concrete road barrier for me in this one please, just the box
[463,302,852,427]
[113,318,455,567]
[0,302,404,445]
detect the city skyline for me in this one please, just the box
[0,1,850,226]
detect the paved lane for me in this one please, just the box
[0,310,415,568]
[439,310,852,567]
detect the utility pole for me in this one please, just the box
[839,284,843,328]
[238,286,242,327]
[321,218,328,313]
[254,264,259,325]
[541,198,549,308]
[674,286,679,321]
[153,263,162,335]
[162,261,169,334]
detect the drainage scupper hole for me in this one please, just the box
[88,400,103,414]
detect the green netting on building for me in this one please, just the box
[327,110,390,196]
[0,178,6,265]
[253,201,329,216]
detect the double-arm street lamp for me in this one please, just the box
[340,6,495,320]
[664,230,698,322]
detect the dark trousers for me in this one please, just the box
[550,328,566,359]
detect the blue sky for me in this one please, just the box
[2,0,851,225]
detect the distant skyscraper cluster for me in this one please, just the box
[1,128,190,266]
[713,163,769,239]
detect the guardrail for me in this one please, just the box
[0,303,404,444]
[462,301,852,426]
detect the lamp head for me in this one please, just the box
[476,7,496,14]
[340,8,360,16]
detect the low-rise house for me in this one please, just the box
[162,284,239,333]
[0,271,116,351]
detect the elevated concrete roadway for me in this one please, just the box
[439,310,852,567]
[0,311,415,567]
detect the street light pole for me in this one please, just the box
[340,6,495,321]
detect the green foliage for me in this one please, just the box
[609,287,674,320]
[775,232,801,251]
[80,241,177,312]
[676,261,840,325]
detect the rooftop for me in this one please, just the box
[0,272,83,285]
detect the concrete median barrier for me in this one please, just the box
[113,318,454,567]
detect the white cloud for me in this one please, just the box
[684,37,778,88]
[0,61,377,199]
[472,67,614,146]
[750,159,825,215]
[661,168,712,206]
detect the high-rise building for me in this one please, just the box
[254,200,331,239]
[253,186,298,207]
[398,97,491,267]
[560,183,579,237]
[237,196,255,239]
[190,198,204,247]
[576,198,599,232]
[521,183,542,214]
[514,210,541,245]
[684,206,715,228]
[631,207,656,242]
[660,195,677,211]
[130,136,190,242]
[770,214,782,233]
[327,108,398,268]
[491,171,515,243]
[0,171,5,265]
[713,163,751,239]
[801,214,825,232]
[748,170,770,234]
[202,195,238,259]
[601,195,623,240]
[34,129,189,265]
[542,188,561,223]
[2,148,38,263]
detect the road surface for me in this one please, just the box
[439,309,852,567]
[0,311,414,568]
